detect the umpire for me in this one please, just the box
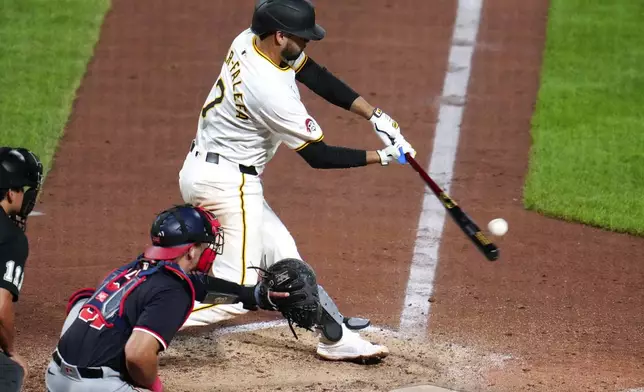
[45,204,289,392]
[0,147,43,392]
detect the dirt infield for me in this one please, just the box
[431,0,644,390]
[15,0,644,391]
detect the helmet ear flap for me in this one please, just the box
[192,207,222,274]
[195,245,216,274]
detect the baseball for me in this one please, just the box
[487,218,508,236]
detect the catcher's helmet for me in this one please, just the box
[144,204,224,274]
[251,0,326,41]
[0,147,43,229]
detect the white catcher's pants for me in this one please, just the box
[178,145,301,327]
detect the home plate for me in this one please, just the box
[29,210,45,217]
[391,386,460,392]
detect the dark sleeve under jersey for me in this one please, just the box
[296,139,368,169]
[295,57,360,111]
[0,233,28,302]
[133,283,192,351]
[190,274,257,308]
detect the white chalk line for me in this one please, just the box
[399,0,483,336]
[209,319,410,340]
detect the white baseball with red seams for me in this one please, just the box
[487,218,508,236]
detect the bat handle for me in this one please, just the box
[397,148,408,164]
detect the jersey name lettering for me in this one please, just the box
[224,50,249,120]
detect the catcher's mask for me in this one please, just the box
[143,204,224,274]
[0,147,43,231]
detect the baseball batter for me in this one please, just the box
[179,0,416,361]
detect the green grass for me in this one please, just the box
[0,0,110,176]
[525,0,644,235]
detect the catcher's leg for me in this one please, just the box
[179,151,264,328]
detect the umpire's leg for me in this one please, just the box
[0,351,25,392]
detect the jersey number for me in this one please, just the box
[3,261,24,291]
[201,77,225,118]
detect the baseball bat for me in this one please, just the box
[404,152,499,261]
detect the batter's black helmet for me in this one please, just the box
[252,0,326,41]
[0,147,43,229]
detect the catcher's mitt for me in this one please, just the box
[256,258,320,339]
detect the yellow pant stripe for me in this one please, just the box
[191,174,247,314]
[240,173,247,285]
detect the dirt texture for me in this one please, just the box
[160,324,510,392]
[13,0,644,391]
[430,0,644,391]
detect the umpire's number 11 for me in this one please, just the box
[3,260,24,291]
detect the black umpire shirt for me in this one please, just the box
[0,208,28,302]
[57,269,193,375]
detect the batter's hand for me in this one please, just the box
[394,135,417,161]
[370,108,402,146]
[376,145,402,166]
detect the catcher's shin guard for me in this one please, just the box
[316,285,370,342]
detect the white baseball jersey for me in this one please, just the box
[194,28,324,169]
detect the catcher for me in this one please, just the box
[45,204,294,392]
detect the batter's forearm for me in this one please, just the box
[366,151,383,165]
[297,141,384,168]
[350,96,376,121]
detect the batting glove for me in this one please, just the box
[370,108,402,144]
[376,145,402,166]
[394,135,417,161]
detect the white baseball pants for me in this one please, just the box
[178,144,301,327]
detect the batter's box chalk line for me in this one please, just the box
[207,320,514,363]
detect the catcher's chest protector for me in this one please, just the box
[79,259,194,331]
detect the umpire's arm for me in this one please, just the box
[0,289,16,356]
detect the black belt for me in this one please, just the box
[190,140,258,176]
[53,350,104,379]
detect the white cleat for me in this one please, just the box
[316,325,389,363]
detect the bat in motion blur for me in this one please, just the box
[404,153,499,262]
